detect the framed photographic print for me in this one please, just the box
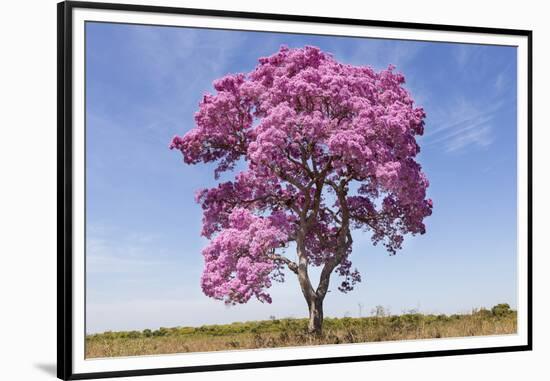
[57,1,532,379]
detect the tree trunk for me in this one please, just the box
[307,295,324,335]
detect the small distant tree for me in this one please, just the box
[372,305,388,318]
[491,303,512,317]
[171,46,432,334]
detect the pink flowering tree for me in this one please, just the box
[170,46,432,334]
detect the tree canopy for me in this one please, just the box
[170,46,432,311]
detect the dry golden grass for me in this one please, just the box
[86,307,516,358]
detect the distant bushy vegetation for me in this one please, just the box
[86,304,517,358]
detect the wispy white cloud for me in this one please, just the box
[422,51,514,155]
[494,72,506,93]
[443,125,493,152]
[88,24,252,154]
[86,226,174,274]
[87,253,170,274]
[425,97,502,138]
[493,63,514,95]
[453,43,492,75]
[126,25,246,96]
[454,44,474,69]
[334,38,423,71]
[423,97,501,153]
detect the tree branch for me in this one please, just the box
[268,252,298,275]
[315,182,353,299]
[270,166,306,192]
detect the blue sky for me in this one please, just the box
[85,22,517,334]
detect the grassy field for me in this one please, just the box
[86,304,516,358]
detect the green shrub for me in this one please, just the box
[474,308,492,318]
[153,327,169,337]
[127,330,141,339]
[491,303,512,317]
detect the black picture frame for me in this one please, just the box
[57,1,533,379]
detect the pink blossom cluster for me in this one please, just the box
[200,208,291,304]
